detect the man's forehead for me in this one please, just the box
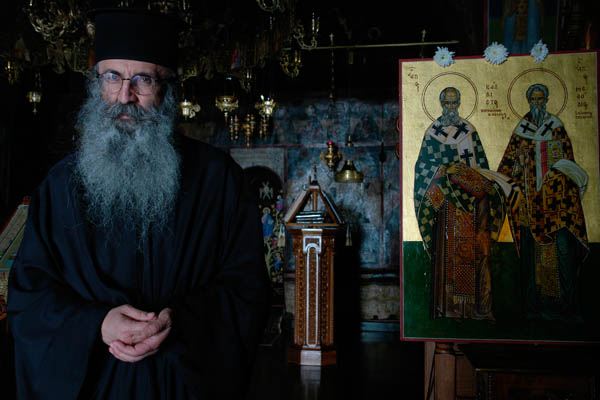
[97,59,164,75]
[530,89,546,97]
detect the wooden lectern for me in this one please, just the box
[284,173,343,366]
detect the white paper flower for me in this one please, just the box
[433,46,455,67]
[484,42,509,65]
[530,40,549,63]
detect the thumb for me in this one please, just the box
[157,308,172,327]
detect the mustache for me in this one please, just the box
[530,104,545,111]
[440,107,460,126]
[106,102,153,123]
[443,108,458,116]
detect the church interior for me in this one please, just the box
[1,0,600,398]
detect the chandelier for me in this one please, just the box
[256,0,285,13]
[5,0,299,81]
[279,49,301,78]
[4,61,20,85]
[179,99,200,119]
[292,12,319,51]
[23,0,93,74]
[2,0,462,139]
[215,95,239,123]
[25,0,89,44]
[217,89,277,146]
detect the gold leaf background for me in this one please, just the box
[401,52,599,242]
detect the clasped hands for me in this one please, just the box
[101,304,172,363]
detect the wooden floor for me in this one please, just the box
[246,325,424,400]
[1,318,424,399]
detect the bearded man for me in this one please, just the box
[7,8,269,399]
[414,87,511,321]
[497,83,588,322]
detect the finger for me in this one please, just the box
[140,310,172,339]
[110,345,147,363]
[120,319,161,344]
[140,319,164,340]
[112,327,171,359]
[111,326,171,357]
[156,308,172,328]
[109,343,158,363]
[136,326,172,353]
[120,304,156,321]
[157,308,172,324]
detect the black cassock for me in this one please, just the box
[8,138,270,399]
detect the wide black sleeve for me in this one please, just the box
[165,164,270,399]
[7,180,111,399]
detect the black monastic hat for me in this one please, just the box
[90,8,181,71]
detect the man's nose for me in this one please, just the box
[117,80,137,104]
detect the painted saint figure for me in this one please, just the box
[262,207,275,238]
[414,87,510,321]
[497,83,588,322]
[502,0,543,54]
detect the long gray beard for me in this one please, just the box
[440,108,460,127]
[530,104,548,128]
[75,80,180,241]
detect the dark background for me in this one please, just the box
[0,0,490,224]
[2,0,598,222]
[1,1,599,398]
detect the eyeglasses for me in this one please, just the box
[97,71,162,96]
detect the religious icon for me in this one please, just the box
[414,87,514,321]
[501,0,544,53]
[401,51,599,343]
[497,83,589,323]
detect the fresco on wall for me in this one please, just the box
[400,51,600,343]
[245,166,285,302]
[204,97,401,321]
[279,99,399,268]
[213,97,400,272]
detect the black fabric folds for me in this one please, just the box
[7,137,270,399]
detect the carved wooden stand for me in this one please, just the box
[284,173,343,366]
[287,227,339,365]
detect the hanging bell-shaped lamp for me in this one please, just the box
[334,136,364,183]
[334,160,364,183]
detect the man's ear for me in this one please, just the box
[156,65,175,80]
